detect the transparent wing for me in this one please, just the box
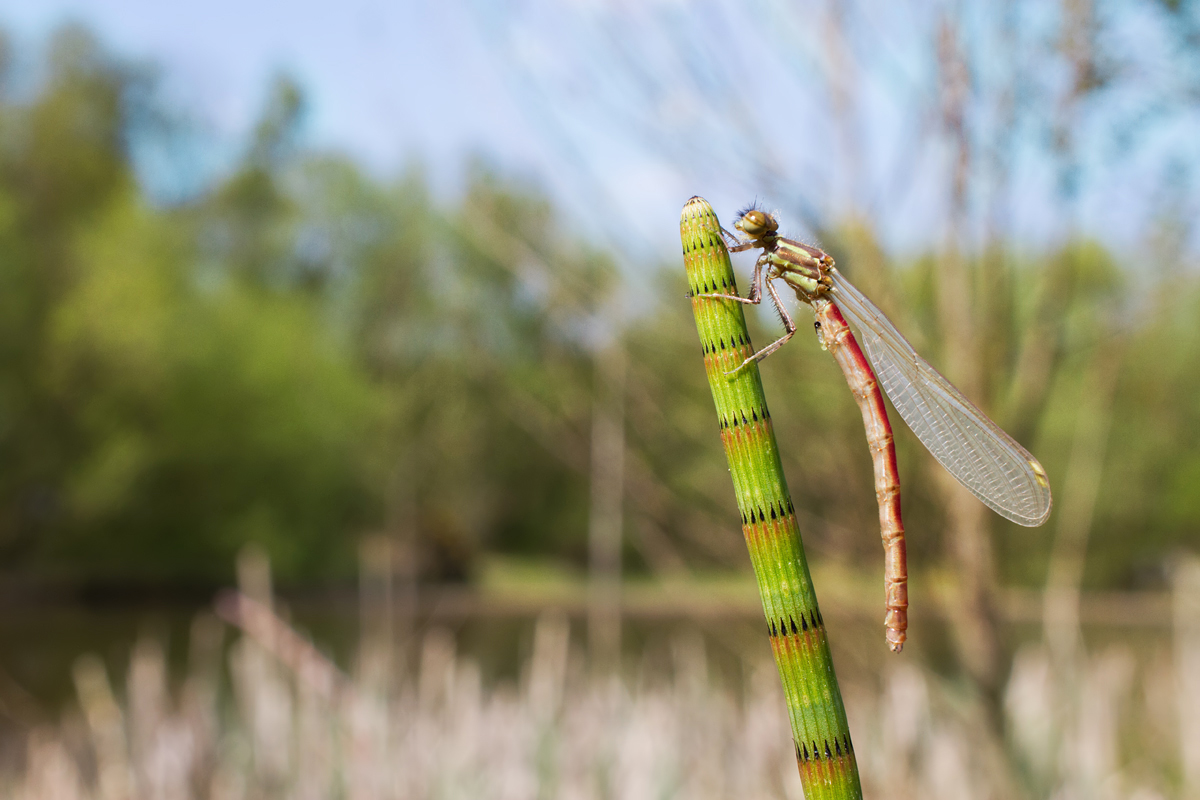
[828,268,1052,526]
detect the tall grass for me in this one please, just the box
[5,555,1200,799]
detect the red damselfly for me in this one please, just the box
[698,207,1052,651]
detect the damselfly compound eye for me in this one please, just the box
[737,210,778,239]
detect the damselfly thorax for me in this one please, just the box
[727,208,832,303]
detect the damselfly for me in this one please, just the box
[698,206,1052,651]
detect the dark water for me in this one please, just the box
[1,589,1169,732]
[0,595,793,719]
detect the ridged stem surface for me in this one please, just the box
[681,196,862,799]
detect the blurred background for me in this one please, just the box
[1,1,1200,798]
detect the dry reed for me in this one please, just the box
[5,554,1199,799]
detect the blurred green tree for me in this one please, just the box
[0,25,139,566]
[1,22,1199,604]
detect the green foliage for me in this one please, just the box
[1,24,1199,592]
[1095,277,1200,586]
[47,197,379,581]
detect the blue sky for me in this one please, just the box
[2,1,539,173]
[4,1,1198,264]
[2,0,688,254]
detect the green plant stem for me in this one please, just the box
[681,197,862,800]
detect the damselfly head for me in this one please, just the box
[734,209,779,241]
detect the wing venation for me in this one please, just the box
[828,269,1052,526]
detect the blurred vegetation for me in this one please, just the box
[0,24,1198,596]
